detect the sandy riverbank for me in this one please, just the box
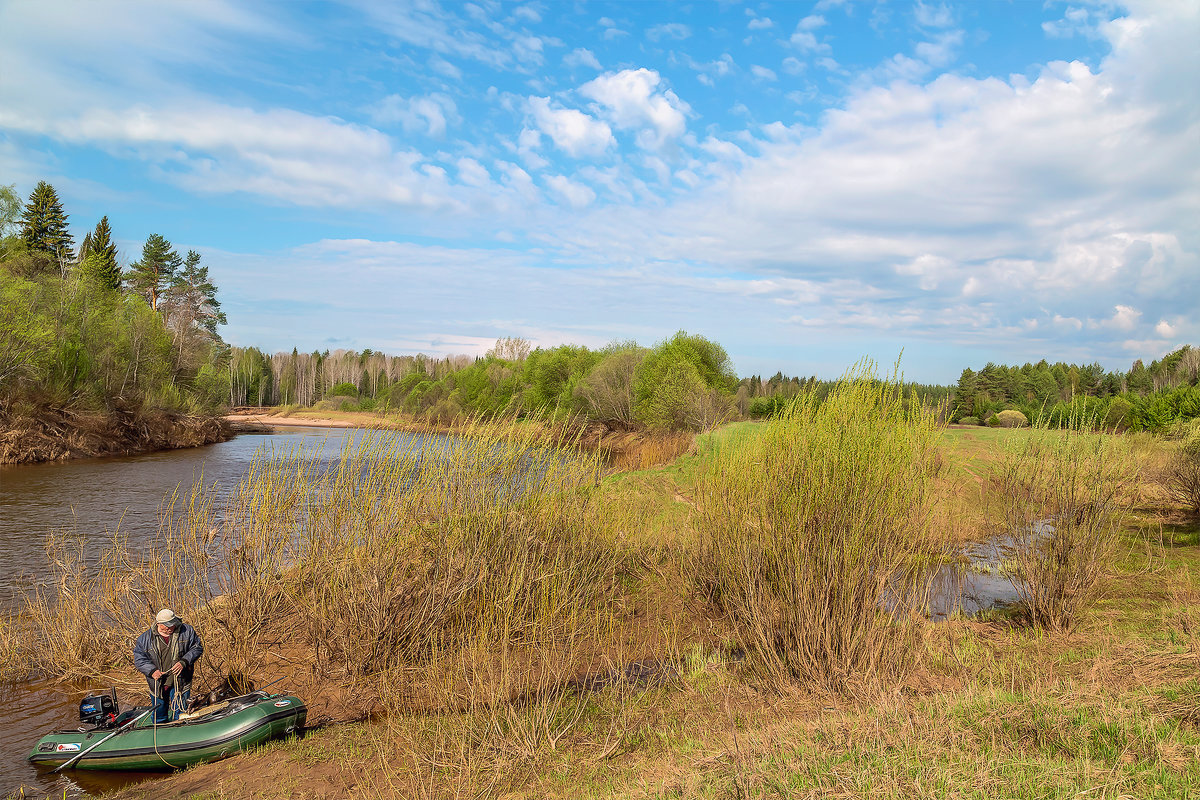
[224,412,359,429]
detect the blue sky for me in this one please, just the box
[1,0,1196,383]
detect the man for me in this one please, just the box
[133,608,204,723]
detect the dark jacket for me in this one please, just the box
[133,623,203,695]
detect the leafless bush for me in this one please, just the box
[995,425,1138,631]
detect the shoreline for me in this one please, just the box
[224,412,359,429]
[1,409,232,465]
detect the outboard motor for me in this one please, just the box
[79,688,119,728]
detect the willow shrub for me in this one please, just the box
[995,422,1138,631]
[697,362,945,694]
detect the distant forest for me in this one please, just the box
[227,339,1199,434]
[950,347,1200,432]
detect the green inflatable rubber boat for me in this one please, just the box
[28,690,306,771]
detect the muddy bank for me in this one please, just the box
[0,407,232,465]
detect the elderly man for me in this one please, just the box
[133,609,204,723]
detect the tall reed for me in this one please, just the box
[696,361,946,693]
[16,421,634,727]
[994,421,1138,631]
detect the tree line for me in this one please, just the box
[0,180,228,417]
[229,333,951,431]
[951,348,1200,432]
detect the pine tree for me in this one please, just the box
[77,230,93,262]
[82,216,121,290]
[161,250,226,340]
[20,181,75,268]
[126,233,181,310]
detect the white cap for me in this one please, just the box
[155,609,181,627]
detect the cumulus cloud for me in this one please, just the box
[526,96,615,158]
[791,14,830,52]
[579,68,690,149]
[564,47,601,70]
[546,3,1200,360]
[369,93,459,138]
[750,65,778,81]
[646,23,691,41]
[546,174,597,208]
[914,2,955,30]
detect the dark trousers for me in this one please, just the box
[151,685,190,723]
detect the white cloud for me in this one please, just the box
[1091,304,1142,331]
[646,23,691,41]
[1156,320,1178,338]
[546,174,597,208]
[543,3,1200,358]
[914,29,964,69]
[782,57,805,75]
[790,15,830,53]
[456,158,492,188]
[527,97,615,158]
[1054,315,1084,330]
[914,3,955,30]
[1043,6,1101,39]
[748,17,774,31]
[369,93,458,138]
[564,47,601,70]
[751,65,778,81]
[579,68,690,149]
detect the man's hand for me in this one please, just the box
[170,661,184,675]
[151,670,164,680]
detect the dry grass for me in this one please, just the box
[8,422,649,724]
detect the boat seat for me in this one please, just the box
[176,700,230,721]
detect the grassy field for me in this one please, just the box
[7,387,1200,800]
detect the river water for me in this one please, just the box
[0,426,369,798]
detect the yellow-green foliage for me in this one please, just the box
[0,269,226,413]
[696,361,946,692]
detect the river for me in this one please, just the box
[0,426,372,798]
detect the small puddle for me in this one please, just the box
[925,522,1054,620]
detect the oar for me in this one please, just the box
[53,706,153,773]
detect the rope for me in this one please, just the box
[151,676,182,768]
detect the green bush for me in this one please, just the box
[698,361,944,691]
[315,395,358,412]
[327,382,359,398]
[633,331,736,431]
[995,409,1029,428]
[958,416,981,426]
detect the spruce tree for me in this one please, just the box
[126,233,181,310]
[77,230,94,262]
[84,216,121,290]
[20,181,75,266]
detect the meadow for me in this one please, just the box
[4,368,1200,800]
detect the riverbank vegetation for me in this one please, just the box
[0,181,230,463]
[5,366,1200,798]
